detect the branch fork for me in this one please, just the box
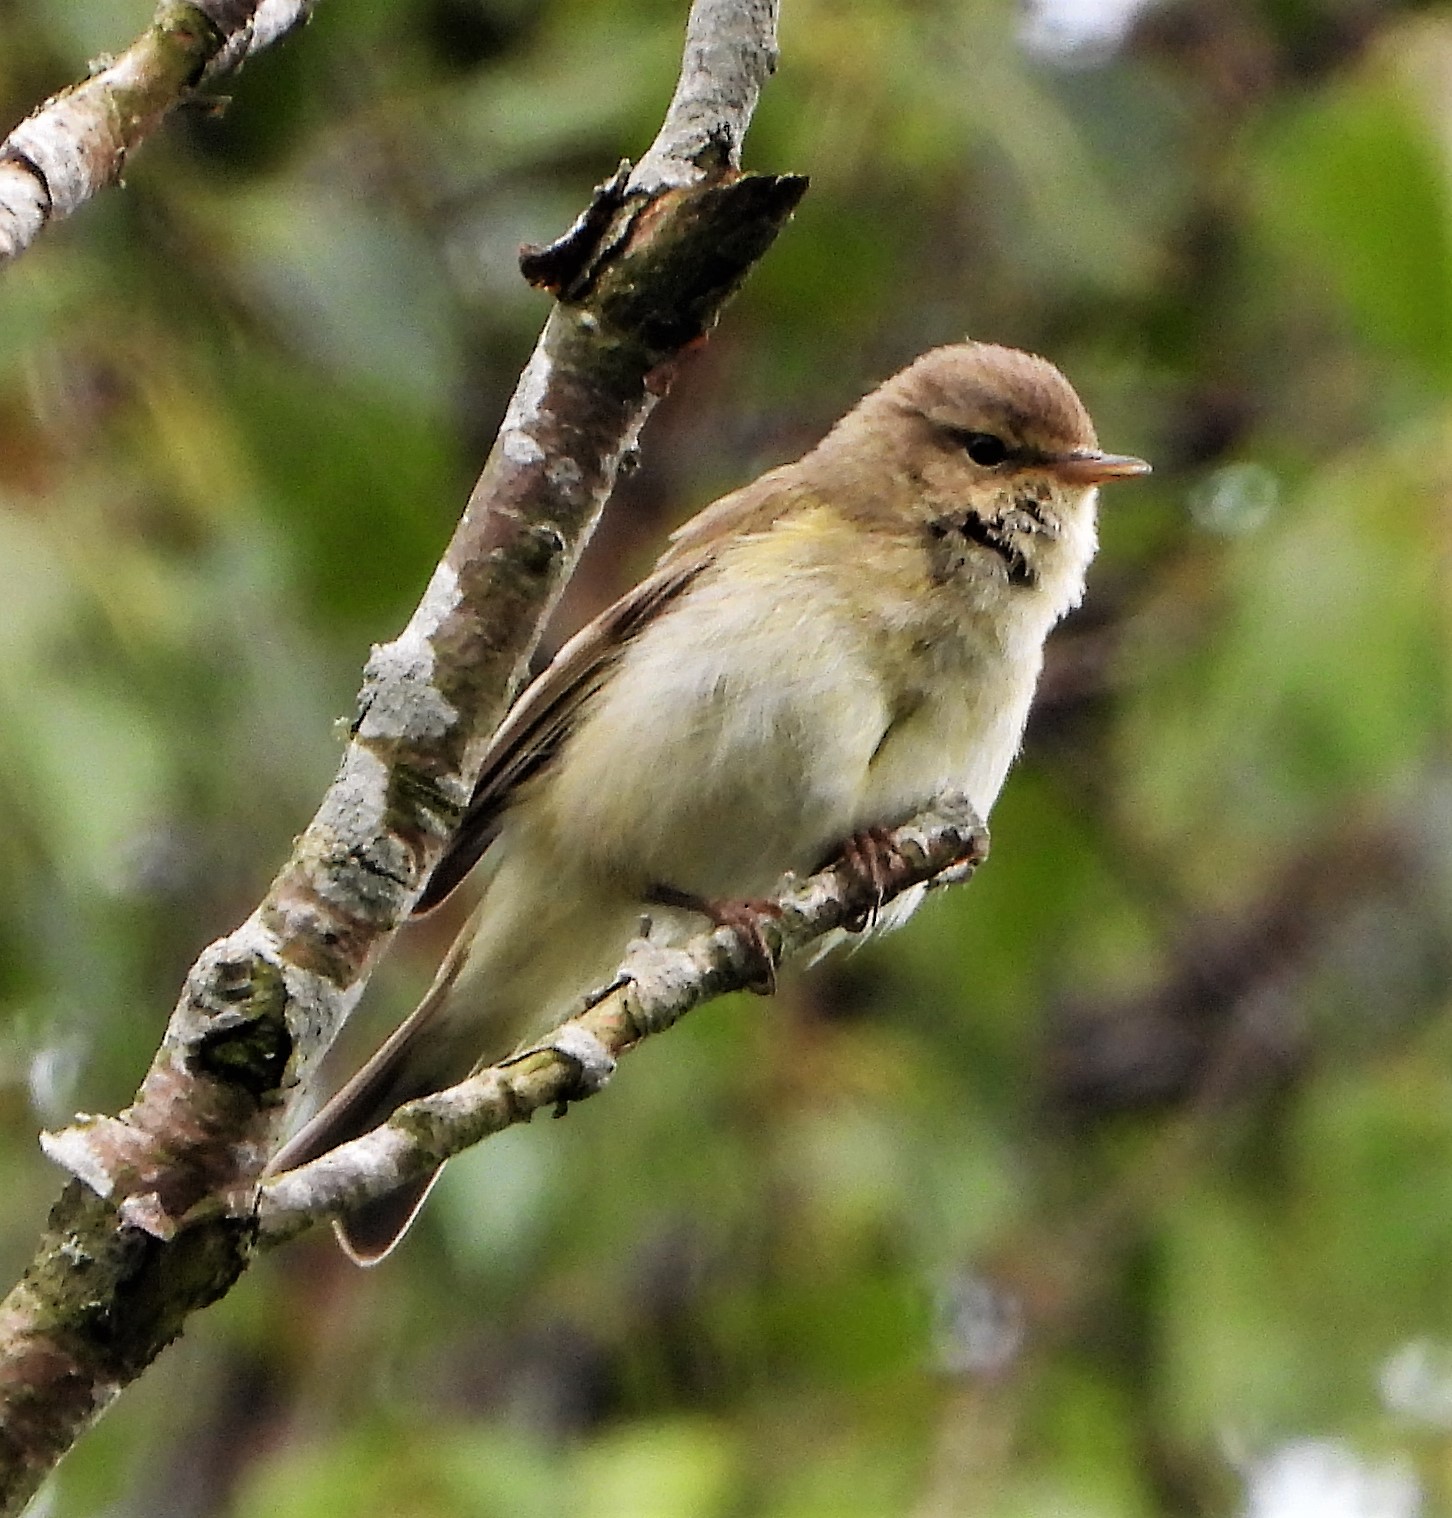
[0,4,807,1505]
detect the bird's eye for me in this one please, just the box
[961,432,1010,467]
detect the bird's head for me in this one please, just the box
[883,339,1148,500]
[821,341,1150,614]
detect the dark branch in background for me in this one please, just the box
[0,0,320,265]
[1043,818,1415,1121]
[0,3,799,1509]
[255,799,989,1246]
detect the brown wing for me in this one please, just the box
[413,468,808,916]
[413,560,700,913]
[654,461,798,568]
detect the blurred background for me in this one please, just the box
[2,0,1451,1512]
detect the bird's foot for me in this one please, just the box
[707,898,784,995]
[836,825,915,932]
[645,883,782,995]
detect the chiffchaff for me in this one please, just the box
[270,341,1150,1263]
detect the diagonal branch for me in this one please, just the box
[633,0,781,191]
[255,797,989,1247]
[0,3,798,1509]
[0,0,319,265]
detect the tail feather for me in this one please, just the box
[267,976,478,1265]
[270,853,640,1264]
[334,1172,445,1267]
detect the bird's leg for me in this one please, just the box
[834,825,915,933]
[644,883,782,995]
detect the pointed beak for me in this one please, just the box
[1051,450,1152,485]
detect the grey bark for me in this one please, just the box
[0,0,319,263]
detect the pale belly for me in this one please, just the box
[525,563,1048,905]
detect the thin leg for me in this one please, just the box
[645,883,782,994]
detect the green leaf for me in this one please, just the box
[1255,67,1452,380]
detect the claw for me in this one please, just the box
[703,897,782,994]
[546,1024,617,1115]
[645,884,782,994]
[837,826,912,932]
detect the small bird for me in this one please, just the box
[270,341,1150,1263]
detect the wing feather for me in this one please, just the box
[413,470,808,915]
[413,560,702,913]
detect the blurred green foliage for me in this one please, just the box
[3,0,1452,1512]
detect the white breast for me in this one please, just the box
[538,554,891,898]
[527,498,1090,909]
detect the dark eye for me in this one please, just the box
[961,432,1010,467]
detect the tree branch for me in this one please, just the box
[631,0,780,192]
[255,798,989,1247]
[0,3,798,1508]
[0,0,320,265]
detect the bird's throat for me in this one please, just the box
[928,504,1052,590]
[956,513,1036,588]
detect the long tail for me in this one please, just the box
[266,969,478,1266]
[270,849,642,1264]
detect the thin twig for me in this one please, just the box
[0,1,319,265]
[631,0,780,191]
[256,797,989,1246]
